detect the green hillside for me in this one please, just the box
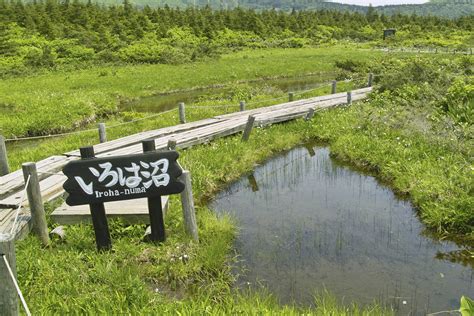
[65,0,474,18]
[377,1,474,18]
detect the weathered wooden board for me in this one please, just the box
[51,196,169,225]
[0,156,73,199]
[214,89,356,120]
[65,118,220,157]
[0,174,66,208]
[0,207,31,242]
[63,151,184,206]
[98,116,249,157]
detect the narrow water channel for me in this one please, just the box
[210,144,473,315]
[6,73,337,151]
[120,73,335,113]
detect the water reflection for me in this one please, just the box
[210,145,473,315]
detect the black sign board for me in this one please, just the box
[383,29,396,40]
[64,151,185,206]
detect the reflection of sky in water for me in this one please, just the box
[210,146,473,315]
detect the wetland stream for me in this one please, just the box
[210,144,473,315]
[6,73,338,152]
[119,73,337,113]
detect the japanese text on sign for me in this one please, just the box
[63,151,185,206]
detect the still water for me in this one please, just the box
[210,145,473,314]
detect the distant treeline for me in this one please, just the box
[13,0,473,19]
[0,1,473,74]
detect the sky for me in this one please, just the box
[329,0,429,6]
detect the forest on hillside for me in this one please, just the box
[1,0,473,77]
[15,0,473,18]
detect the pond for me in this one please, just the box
[210,144,473,315]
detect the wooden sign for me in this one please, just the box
[63,151,185,206]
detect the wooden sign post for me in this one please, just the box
[142,140,166,242]
[78,147,111,251]
[63,146,185,249]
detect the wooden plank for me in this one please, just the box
[0,208,10,223]
[0,156,74,200]
[0,174,66,208]
[51,196,169,225]
[0,208,31,242]
[0,237,18,316]
[178,121,247,149]
[65,118,219,157]
[98,116,248,157]
[96,90,372,158]
[255,89,371,121]
[214,90,350,120]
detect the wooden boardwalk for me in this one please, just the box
[0,87,372,240]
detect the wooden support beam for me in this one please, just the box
[142,140,166,243]
[179,171,198,241]
[167,138,177,150]
[331,80,337,94]
[305,108,315,121]
[0,238,18,316]
[51,197,169,225]
[288,92,294,102]
[241,115,256,142]
[22,163,49,247]
[0,136,9,176]
[368,73,373,87]
[80,147,111,251]
[239,101,246,112]
[98,123,107,143]
[179,102,186,124]
[347,91,352,105]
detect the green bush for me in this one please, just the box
[438,78,474,126]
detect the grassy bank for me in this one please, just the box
[6,50,472,313]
